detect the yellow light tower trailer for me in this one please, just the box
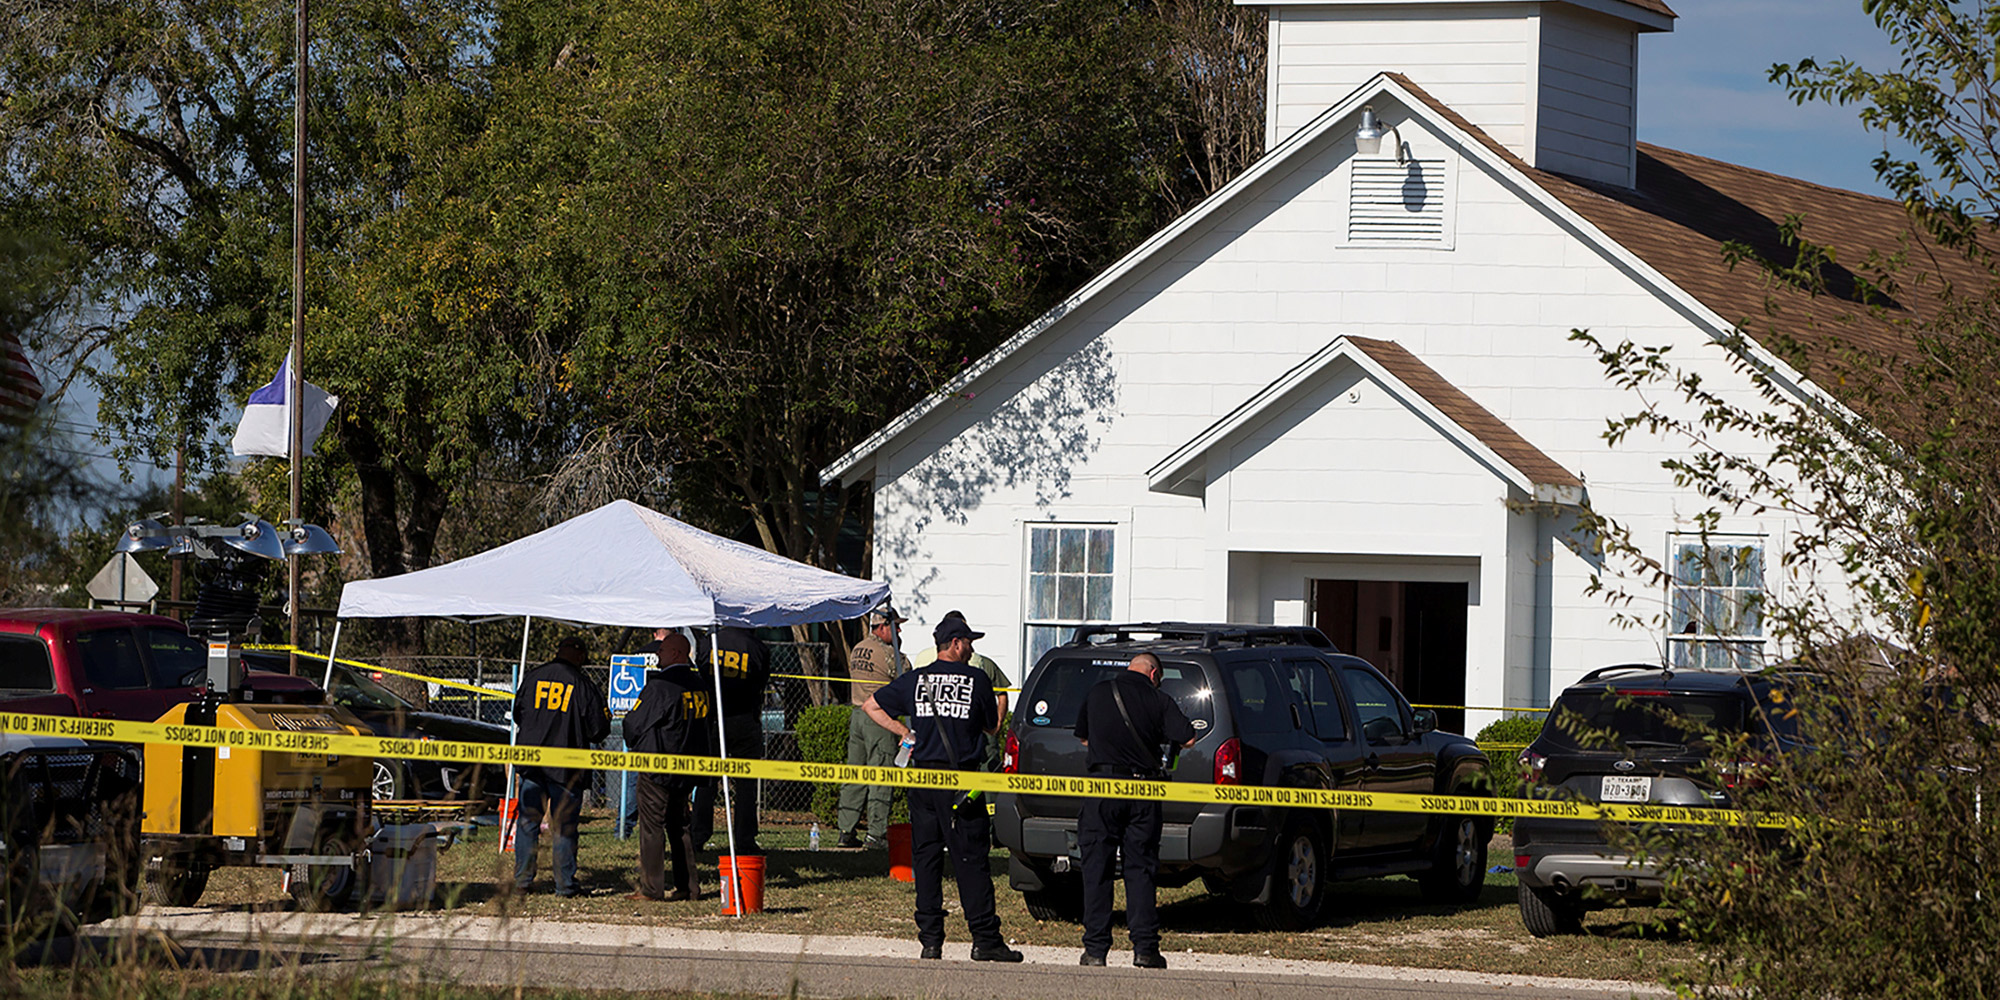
[120,515,378,910]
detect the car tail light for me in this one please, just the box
[1213,737,1242,785]
[1518,749,1547,786]
[1515,854,1532,870]
[1718,757,1767,790]
[1001,731,1020,774]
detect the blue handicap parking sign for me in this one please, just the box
[608,653,654,718]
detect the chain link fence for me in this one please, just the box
[362,642,837,817]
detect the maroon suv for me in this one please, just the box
[0,608,323,720]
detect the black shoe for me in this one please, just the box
[1079,952,1106,966]
[863,835,887,849]
[1133,951,1167,969]
[972,944,1024,963]
[919,945,943,960]
[836,832,864,849]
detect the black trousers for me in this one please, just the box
[907,786,1004,951]
[1079,796,1164,956]
[636,777,697,898]
[692,713,763,849]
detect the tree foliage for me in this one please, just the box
[1569,4,2000,995]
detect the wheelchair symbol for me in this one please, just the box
[610,664,647,698]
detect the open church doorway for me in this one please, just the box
[1311,579,1469,735]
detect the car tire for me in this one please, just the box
[372,761,408,801]
[287,827,359,912]
[1256,819,1326,930]
[144,857,209,907]
[1418,814,1488,904]
[1022,877,1084,922]
[1518,883,1584,937]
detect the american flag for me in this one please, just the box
[1,328,44,424]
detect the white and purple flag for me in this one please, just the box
[231,350,339,458]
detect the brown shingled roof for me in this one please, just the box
[1386,73,1976,417]
[1619,0,1676,17]
[1347,336,1583,489]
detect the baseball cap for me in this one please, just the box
[933,616,985,645]
[867,607,908,627]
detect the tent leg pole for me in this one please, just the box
[711,626,740,916]
[504,615,532,857]
[321,620,343,691]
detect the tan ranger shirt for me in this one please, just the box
[847,635,911,706]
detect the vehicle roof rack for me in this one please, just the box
[1066,622,1336,652]
[1576,662,1671,684]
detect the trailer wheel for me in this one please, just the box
[144,856,209,907]
[287,829,359,912]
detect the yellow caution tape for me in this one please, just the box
[1,710,1785,829]
[246,645,514,700]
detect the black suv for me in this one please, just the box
[1512,663,1805,936]
[995,623,1491,929]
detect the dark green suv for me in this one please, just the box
[994,623,1491,929]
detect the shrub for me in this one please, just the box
[795,704,851,825]
[1473,714,1544,833]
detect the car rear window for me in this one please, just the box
[1542,689,1749,751]
[142,628,207,688]
[73,628,149,690]
[1021,655,1215,732]
[0,635,55,692]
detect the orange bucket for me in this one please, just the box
[888,822,914,883]
[718,854,766,915]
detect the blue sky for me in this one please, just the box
[1640,0,1901,195]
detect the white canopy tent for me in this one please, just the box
[336,498,888,626]
[326,499,892,901]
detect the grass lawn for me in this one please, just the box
[180,806,1702,985]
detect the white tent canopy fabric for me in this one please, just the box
[335,499,888,628]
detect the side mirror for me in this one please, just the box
[1410,708,1438,735]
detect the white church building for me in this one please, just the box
[821,0,1916,732]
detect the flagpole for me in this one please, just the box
[287,0,309,674]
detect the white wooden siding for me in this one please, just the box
[1267,5,1536,154]
[1536,5,1637,185]
[869,99,1844,710]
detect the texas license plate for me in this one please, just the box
[1600,775,1652,803]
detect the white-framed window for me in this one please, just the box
[1666,534,1765,671]
[1023,523,1116,670]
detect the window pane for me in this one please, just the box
[1058,528,1085,573]
[1343,666,1406,744]
[1025,626,1067,671]
[1085,575,1112,620]
[1088,528,1114,574]
[1671,586,1698,634]
[144,629,206,688]
[1029,573,1057,619]
[1058,575,1085,620]
[0,636,54,692]
[1227,659,1296,738]
[1738,546,1764,586]
[1030,527,1056,573]
[74,629,148,690]
[1676,545,1708,586]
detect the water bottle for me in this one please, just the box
[809,823,821,851]
[895,732,917,767]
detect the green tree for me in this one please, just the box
[503,0,1206,574]
[1567,4,2000,995]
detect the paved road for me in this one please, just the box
[102,909,1667,1000]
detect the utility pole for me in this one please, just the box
[288,0,309,675]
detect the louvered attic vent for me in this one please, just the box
[1349,159,1447,244]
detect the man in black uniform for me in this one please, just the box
[863,616,1023,963]
[512,635,611,897]
[1074,651,1196,968]
[692,626,771,851]
[622,633,711,901]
